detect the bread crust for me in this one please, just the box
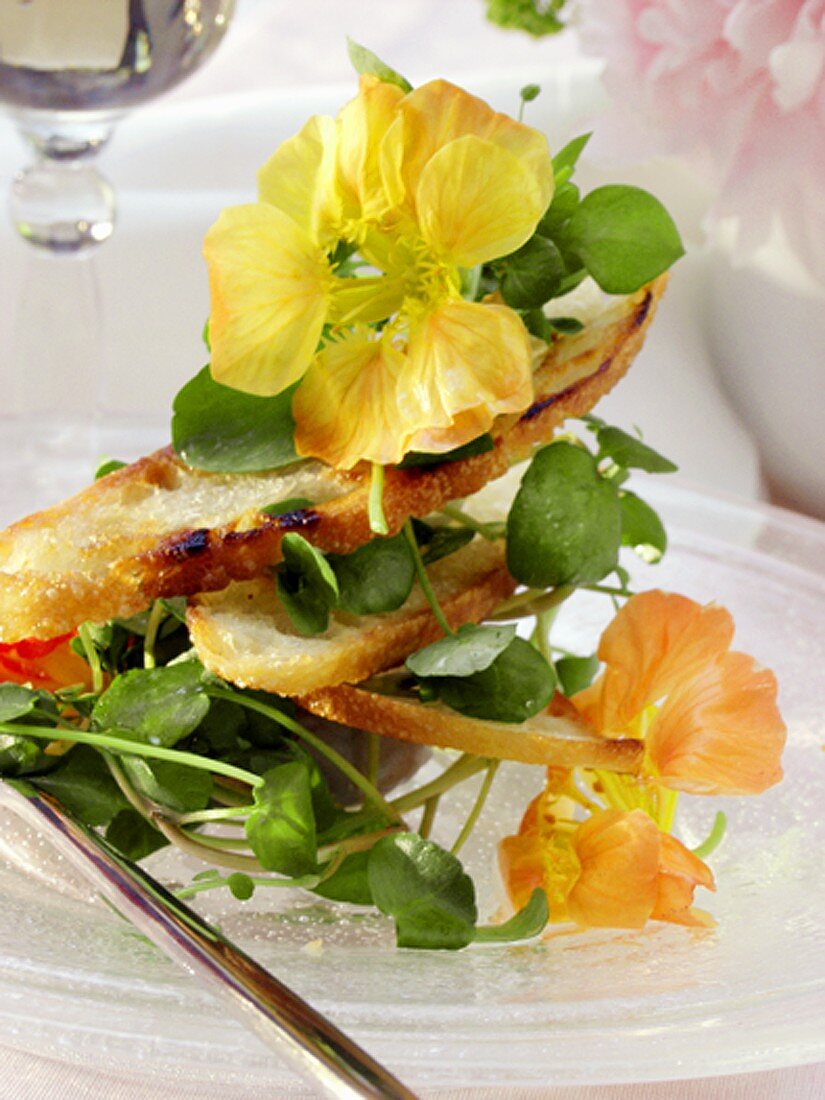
[299,684,643,771]
[0,277,666,641]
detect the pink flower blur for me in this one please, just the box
[577,1,825,283]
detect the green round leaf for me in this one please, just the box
[433,637,556,724]
[555,654,600,697]
[596,426,678,473]
[500,235,565,310]
[368,833,477,950]
[330,533,415,616]
[276,534,339,636]
[619,491,668,563]
[567,184,684,294]
[171,366,299,474]
[246,762,318,876]
[406,623,516,679]
[92,661,210,747]
[507,441,622,587]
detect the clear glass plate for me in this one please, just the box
[0,480,823,1092]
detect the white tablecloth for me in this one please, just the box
[0,2,820,1096]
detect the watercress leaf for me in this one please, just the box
[92,661,210,747]
[227,872,256,901]
[105,808,168,861]
[121,757,213,814]
[507,441,622,587]
[94,458,127,480]
[276,534,339,636]
[474,887,548,943]
[552,132,591,178]
[520,82,541,104]
[398,433,494,468]
[411,520,475,566]
[500,235,565,309]
[0,733,49,777]
[0,683,38,722]
[172,366,299,474]
[245,762,318,876]
[261,497,314,517]
[485,0,566,36]
[36,745,130,826]
[367,833,477,950]
[555,653,600,697]
[347,38,412,92]
[432,636,556,724]
[329,533,415,616]
[596,425,678,473]
[619,491,668,563]
[567,184,684,293]
[522,308,554,342]
[313,850,374,906]
[406,623,516,679]
[547,316,584,335]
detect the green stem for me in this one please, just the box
[175,871,321,901]
[366,732,380,788]
[174,805,251,827]
[180,829,254,852]
[489,585,574,622]
[154,816,262,871]
[206,688,400,823]
[391,753,488,814]
[691,812,727,859]
[451,759,500,855]
[418,795,440,840]
[77,622,104,695]
[142,601,165,670]
[530,608,556,663]
[438,504,505,541]
[368,462,389,535]
[0,722,261,789]
[403,520,453,636]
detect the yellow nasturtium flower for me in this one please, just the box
[203,75,553,469]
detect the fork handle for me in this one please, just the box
[2,780,418,1100]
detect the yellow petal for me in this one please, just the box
[204,203,330,396]
[403,301,533,453]
[567,809,659,929]
[257,114,341,247]
[293,333,423,469]
[338,74,405,224]
[416,135,544,266]
[647,650,786,795]
[381,79,553,215]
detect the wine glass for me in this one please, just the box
[0,0,235,514]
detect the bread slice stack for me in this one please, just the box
[0,280,665,774]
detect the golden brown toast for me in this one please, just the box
[0,278,665,642]
[188,539,514,696]
[300,684,643,771]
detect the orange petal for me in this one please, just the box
[381,79,553,216]
[652,833,715,927]
[293,332,422,468]
[647,650,786,795]
[338,75,405,223]
[498,833,547,912]
[0,633,91,692]
[204,203,330,396]
[403,301,533,454]
[574,591,735,735]
[567,809,659,929]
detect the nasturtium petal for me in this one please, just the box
[567,809,659,929]
[257,114,342,247]
[381,79,553,214]
[294,333,424,468]
[338,75,405,222]
[403,301,533,454]
[416,135,544,266]
[204,203,329,397]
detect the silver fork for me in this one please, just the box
[0,779,419,1100]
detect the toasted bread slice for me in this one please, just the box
[188,539,515,696]
[300,684,643,772]
[0,278,665,642]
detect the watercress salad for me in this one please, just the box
[0,417,678,950]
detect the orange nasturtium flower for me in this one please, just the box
[0,634,90,693]
[499,785,715,929]
[204,76,552,469]
[573,590,786,796]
